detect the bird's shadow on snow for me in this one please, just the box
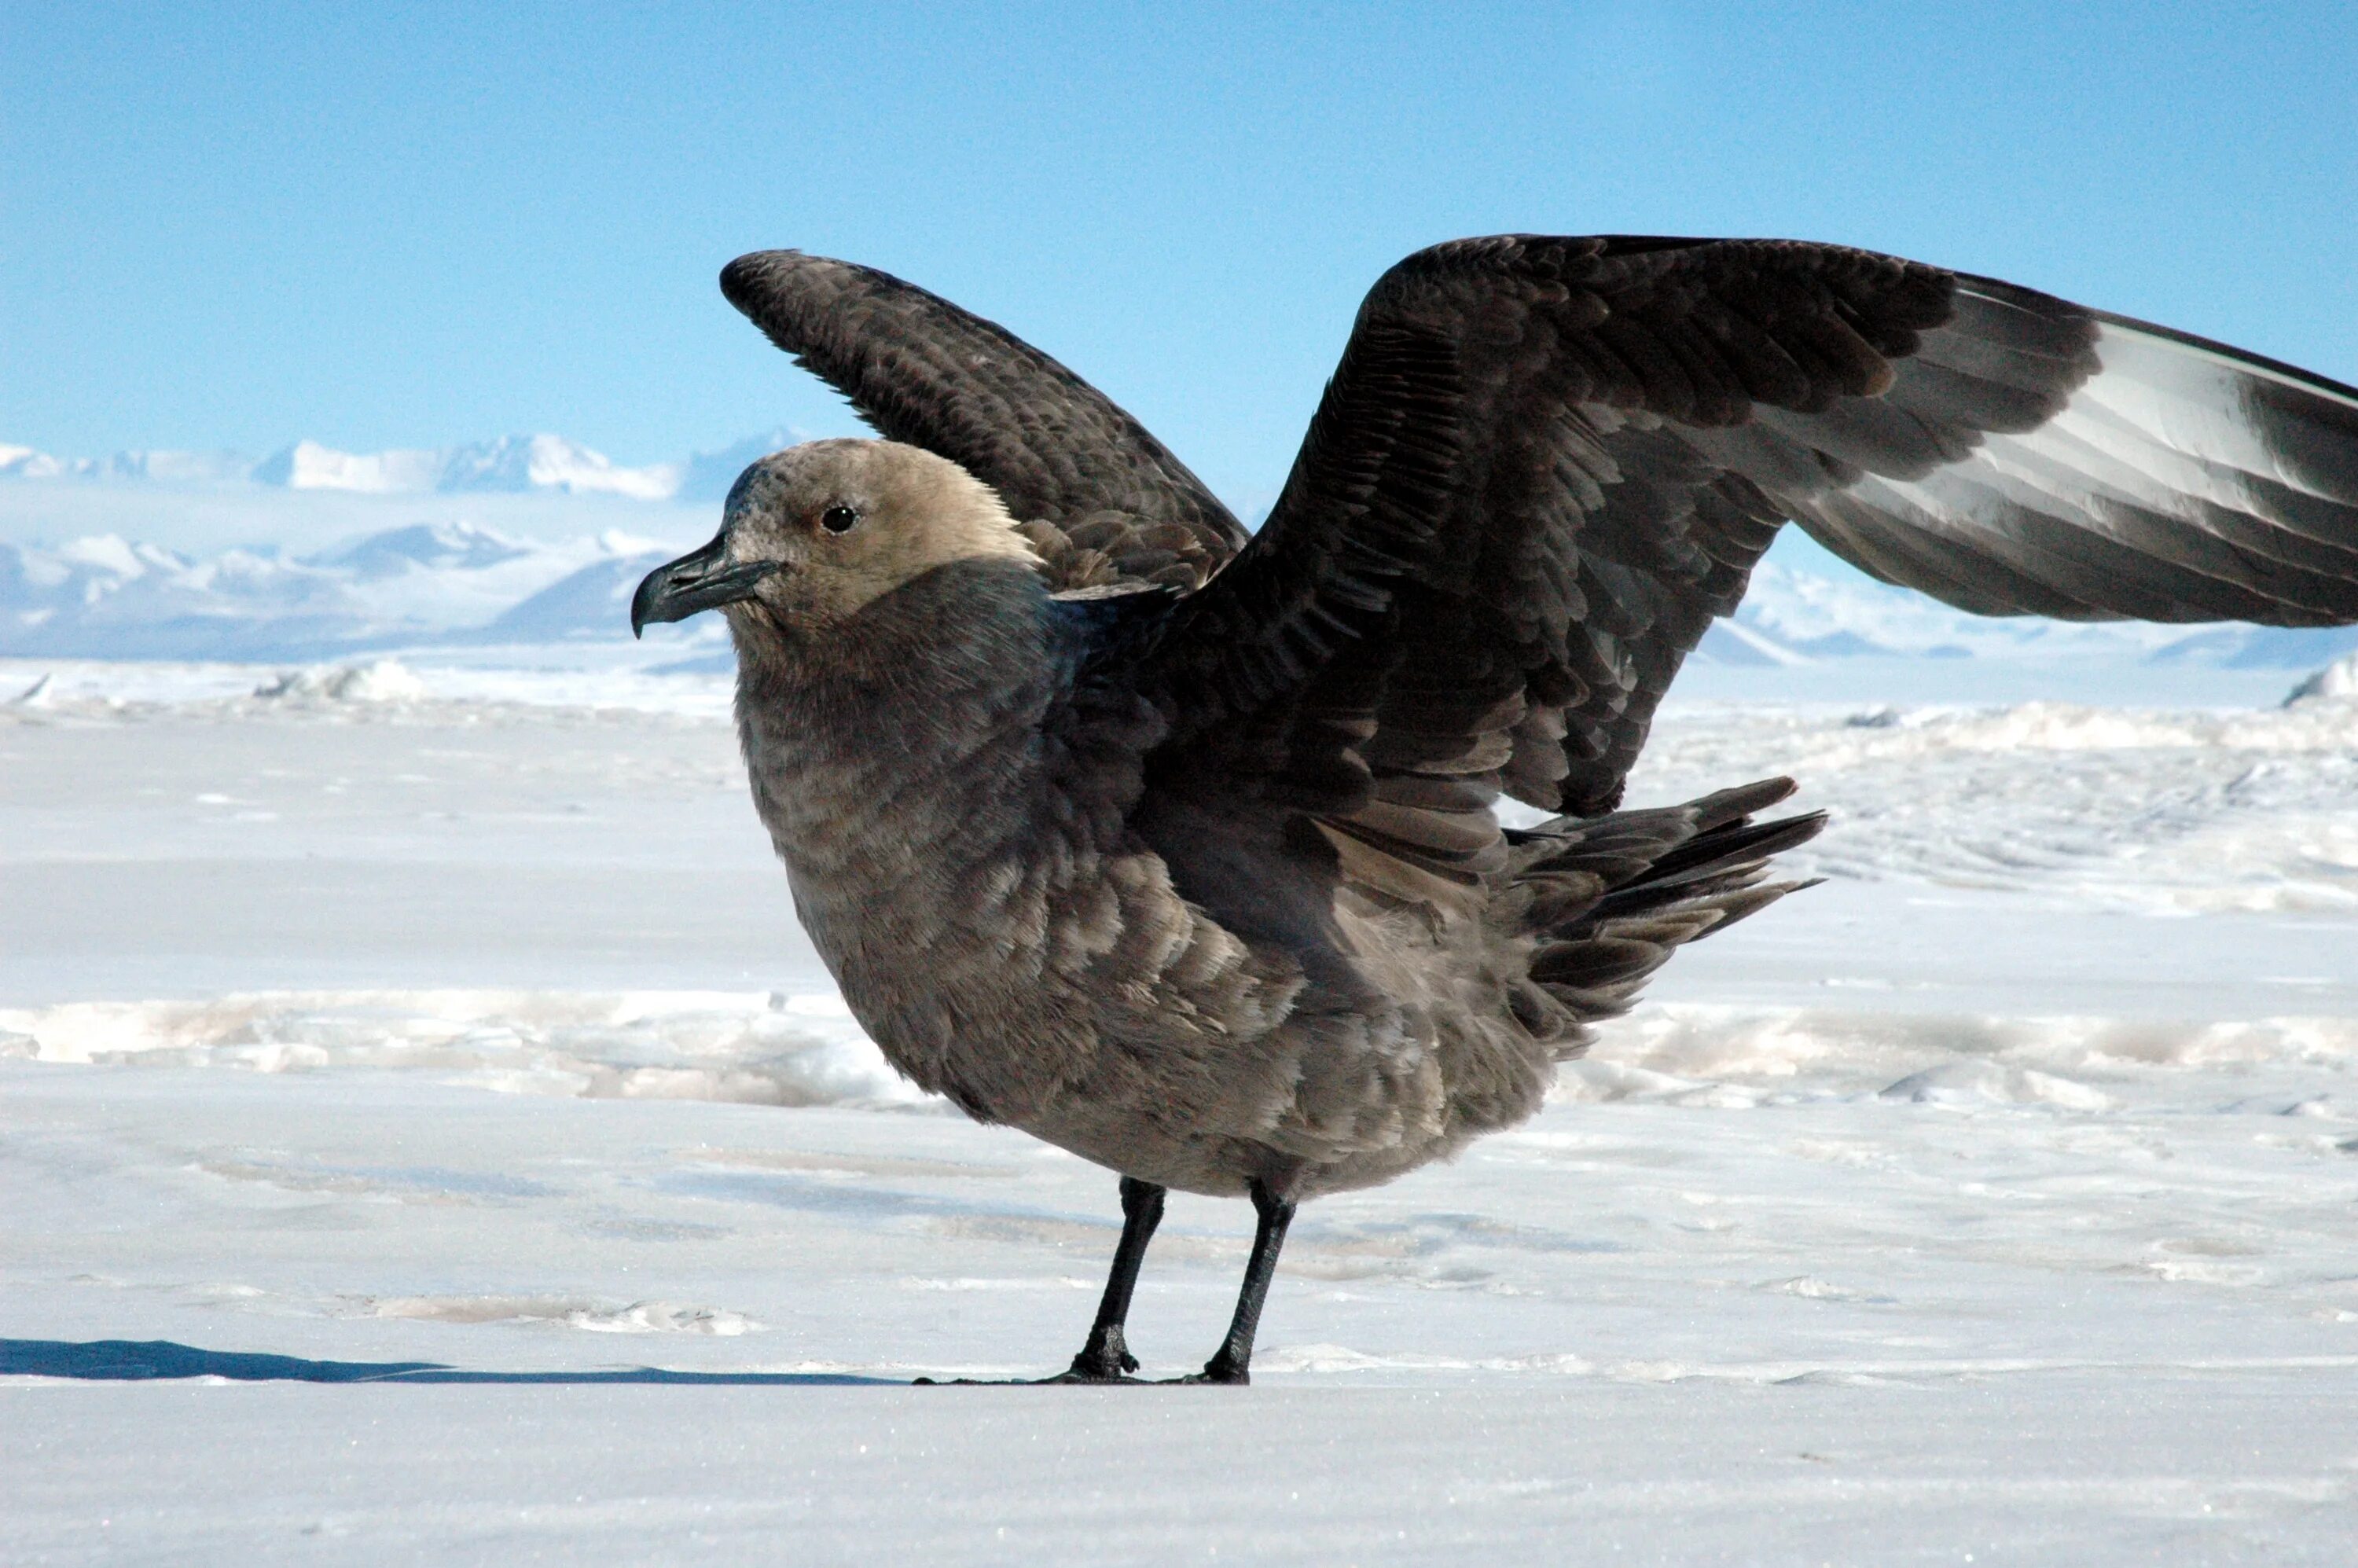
[0,1338,893,1386]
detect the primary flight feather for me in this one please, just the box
[632,235,2358,1383]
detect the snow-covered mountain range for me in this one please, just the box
[4,517,2352,674]
[0,522,714,662]
[1692,559,2355,670]
[6,429,2356,676]
[2,429,792,505]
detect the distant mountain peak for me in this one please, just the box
[678,428,801,501]
[306,520,531,578]
[0,445,67,479]
[8,431,722,502]
[2,444,250,485]
[252,440,444,494]
[248,434,685,500]
[433,434,682,500]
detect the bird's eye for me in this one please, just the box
[820,504,861,534]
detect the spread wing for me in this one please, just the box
[1133,234,2358,905]
[722,249,1247,589]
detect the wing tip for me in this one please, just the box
[718,248,822,316]
[1953,269,2358,410]
[2090,312,2358,413]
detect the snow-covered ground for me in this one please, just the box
[5,659,2357,1563]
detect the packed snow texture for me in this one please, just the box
[5,664,2356,1562]
[2,988,918,1109]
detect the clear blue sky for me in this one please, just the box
[6,0,2355,516]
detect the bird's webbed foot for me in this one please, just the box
[1039,1327,1142,1383]
[1164,1361,1250,1386]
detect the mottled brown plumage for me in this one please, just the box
[635,236,2358,1382]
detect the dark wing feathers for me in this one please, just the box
[1134,235,1959,868]
[720,250,1245,589]
[1786,279,2358,625]
[720,237,2358,915]
[1126,236,2358,890]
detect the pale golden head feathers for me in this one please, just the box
[719,439,1041,625]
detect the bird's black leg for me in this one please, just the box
[1185,1177,1296,1386]
[1049,1175,1166,1383]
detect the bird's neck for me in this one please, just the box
[729,556,1069,946]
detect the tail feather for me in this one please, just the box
[1500,777,1826,1056]
[1592,811,1827,921]
[1683,776,1803,831]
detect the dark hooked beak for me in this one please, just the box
[630,536,782,637]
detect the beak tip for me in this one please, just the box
[628,537,773,637]
[627,573,660,640]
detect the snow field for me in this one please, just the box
[5,666,2356,1562]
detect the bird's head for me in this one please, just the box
[630,439,1039,640]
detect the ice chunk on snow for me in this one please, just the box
[252,659,428,703]
[1878,1059,2112,1111]
[2285,651,2358,706]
